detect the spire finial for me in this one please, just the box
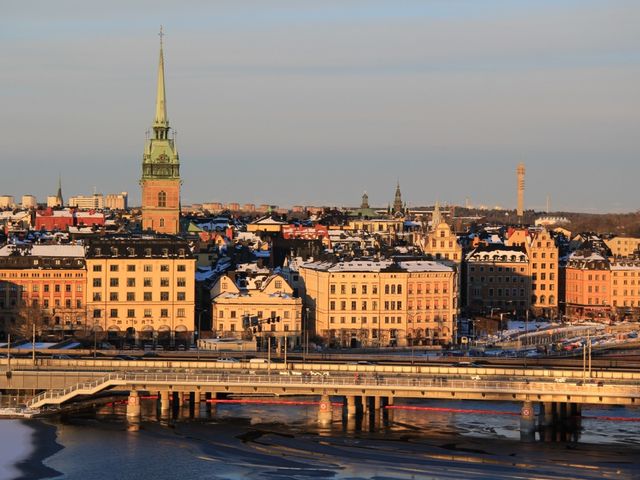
[159,25,164,49]
[153,26,169,135]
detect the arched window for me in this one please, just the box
[158,191,167,207]
[159,218,165,227]
[549,295,555,305]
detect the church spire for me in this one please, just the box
[56,174,64,207]
[393,180,403,214]
[153,26,169,139]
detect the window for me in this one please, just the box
[330,301,336,311]
[127,309,135,318]
[330,285,336,294]
[65,299,71,308]
[110,265,119,272]
[340,284,346,294]
[110,309,118,318]
[160,292,169,301]
[230,311,236,318]
[144,264,153,272]
[160,265,170,272]
[351,301,356,310]
[144,292,152,301]
[54,285,60,293]
[127,292,135,301]
[177,264,186,272]
[275,280,282,289]
[144,309,152,318]
[372,285,378,294]
[177,308,185,317]
[144,278,152,287]
[159,218,165,227]
[158,191,167,207]
[177,292,185,301]
[177,278,186,287]
[110,278,119,287]
[161,278,170,287]
[362,285,367,294]
[160,309,168,318]
[127,278,136,287]
[110,292,118,301]
[93,309,102,318]
[65,284,71,293]
[76,299,82,308]
[93,293,101,301]
[93,265,102,272]
[127,265,136,272]
[93,279,101,288]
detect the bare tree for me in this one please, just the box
[7,302,49,340]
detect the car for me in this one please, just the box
[216,357,238,363]
[51,354,72,360]
[470,375,481,381]
[554,377,567,383]
[114,355,136,361]
[143,351,159,358]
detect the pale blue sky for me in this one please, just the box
[1,1,638,212]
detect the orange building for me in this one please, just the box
[564,251,611,321]
[0,244,86,338]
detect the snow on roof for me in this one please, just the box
[251,217,287,225]
[301,259,452,273]
[0,244,85,257]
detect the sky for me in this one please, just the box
[1,0,639,213]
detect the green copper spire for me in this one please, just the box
[154,26,168,132]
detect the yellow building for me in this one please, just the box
[346,218,404,237]
[85,237,195,346]
[421,222,462,262]
[211,273,302,349]
[605,237,640,258]
[299,259,457,347]
[247,216,288,234]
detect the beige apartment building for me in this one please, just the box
[211,273,302,348]
[299,259,457,347]
[466,244,531,315]
[85,237,195,345]
[605,237,640,258]
[506,228,559,317]
[610,260,640,318]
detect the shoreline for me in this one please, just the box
[14,419,64,480]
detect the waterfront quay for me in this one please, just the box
[2,358,639,441]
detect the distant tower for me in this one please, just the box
[140,27,181,234]
[56,174,64,207]
[517,163,525,221]
[361,191,369,210]
[393,181,403,214]
[431,200,442,229]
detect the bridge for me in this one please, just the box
[2,357,639,437]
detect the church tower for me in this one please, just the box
[392,181,403,214]
[140,27,181,234]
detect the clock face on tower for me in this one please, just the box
[157,153,169,163]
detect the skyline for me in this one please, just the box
[2,1,639,213]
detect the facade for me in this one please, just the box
[105,192,128,210]
[68,194,104,210]
[564,251,611,321]
[140,33,181,234]
[506,228,559,317]
[211,273,302,348]
[610,260,640,319]
[85,237,195,345]
[0,245,86,338]
[466,244,531,315]
[605,237,640,258]
[421,221,462,262]
[21,195,37,209]
[299,259,457,347]
[0,196,15,209]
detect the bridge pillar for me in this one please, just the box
[194,391,202,417]
[541,402,554,427]
[126,390,141,422]
[520,401,535,442]
[318,395,333,426]
[159,390,170,418]
[346,396,357,417]
[373,396,381,412]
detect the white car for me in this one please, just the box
[554,377,567,383]
[216,357,238,363]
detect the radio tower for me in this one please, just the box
[517,163,525,222]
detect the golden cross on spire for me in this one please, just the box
[159,25,164,48]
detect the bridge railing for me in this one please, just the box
[27,371,640,408]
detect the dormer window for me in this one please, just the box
[144,248,152,257]
[162,248,169,257]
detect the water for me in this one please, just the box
[0,421,32,479]
[9,398,640,479]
